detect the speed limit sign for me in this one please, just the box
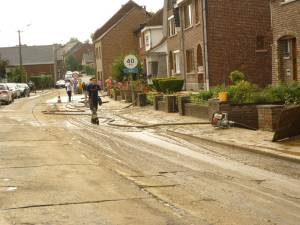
[124,55,138,69]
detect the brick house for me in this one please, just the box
[136,9,168,79]
[165,0,272,90]
[92,0,151,82]
[271,0,300,83]
[0,45,58,82]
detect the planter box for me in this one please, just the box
[123,90,132,103]
[257,105,284,132]
[137,93,147,107]
[178,96,190,116]
[184,103,209,120]
[153,95,163,110]
[164,95,178,113]
[209,99,259,129]
[120,90,126,100]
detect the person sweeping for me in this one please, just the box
[86,77,102,125]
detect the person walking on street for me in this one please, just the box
[87,77,101,124]
[66,82,72,102]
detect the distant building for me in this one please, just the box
[136,9,168,79]
[164,0,272,90]
[0,45,59,82]
[271,0,300,84]
[92,0,151,82]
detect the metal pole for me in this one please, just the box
[18,30,23,68]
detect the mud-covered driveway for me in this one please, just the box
[0,91,299,225]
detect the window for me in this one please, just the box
[139,36,143,48]
[145,33,151,50]
[149,62,158,76]
[184,3,193,28]
[98,46,101,59]
[168,17,176,37]
[169,51,174,74]
[197,44,203,72]
[186,49,194,73]
[195,0,200,24]
[174,51,181,74]
[256,36,266,50]
[282,39,291,58]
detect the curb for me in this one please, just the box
[166,129,300,164]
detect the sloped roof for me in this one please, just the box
[134,8,163,34]
[0,45,55,66]
[93,0,145,41]
[145,9,163,27]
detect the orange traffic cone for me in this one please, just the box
[57,95,62,103]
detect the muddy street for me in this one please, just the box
[0,91,300,225]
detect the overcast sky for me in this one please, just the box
[0,0,163,47]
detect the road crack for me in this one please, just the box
[2,197,148,211]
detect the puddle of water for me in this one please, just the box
[0,186,17,192]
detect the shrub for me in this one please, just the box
[227,80,260,104]
[152,77,175,92]
[190,90,213,104]
[210,84,227,98]
[30,75,53,89]
[158,79,184,94]
[146,92,157,105]
[229,70,245,84]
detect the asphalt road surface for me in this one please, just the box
[0,90,300,225]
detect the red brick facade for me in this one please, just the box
[72,44,94,64]
[93,2,150,82]
[165,0,272,90]
[271,0,300,84]
[206,0,272,87]
[24,64,55,78]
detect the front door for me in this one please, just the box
[279,38,297,82]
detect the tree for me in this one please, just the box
[112,54,143,82]
[7,66,26,83]
[69,37,80,43]
[65,55,82,71]
[82,65,96,76]
[0,56,9,81]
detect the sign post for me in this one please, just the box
[123,55,138,104]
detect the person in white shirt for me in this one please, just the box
[65,82,72,102]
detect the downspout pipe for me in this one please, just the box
[202,0,209,90]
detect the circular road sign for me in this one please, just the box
[124,55,138,69]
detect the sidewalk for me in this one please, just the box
[105,100,300,163]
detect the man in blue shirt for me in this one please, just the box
[86,77,101,124]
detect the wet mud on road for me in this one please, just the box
[0,91,300,225]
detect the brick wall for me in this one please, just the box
[257,105,283,131]
[206,0,272,87]
[271,0,300,84]
[73,44,94,64]
[98,8,150,81]
[166,0,205,90]
[24,64,55,79]
[209,99,259,129]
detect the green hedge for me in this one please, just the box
[158,79,184,94]
[152,78,183,93]
[30,75,53,90]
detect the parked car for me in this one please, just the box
[17,83,30,97]
[6,83,21,99]
[0,83,13,104]
[55,80,66,88]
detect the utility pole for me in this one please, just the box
[18,30,23,67]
